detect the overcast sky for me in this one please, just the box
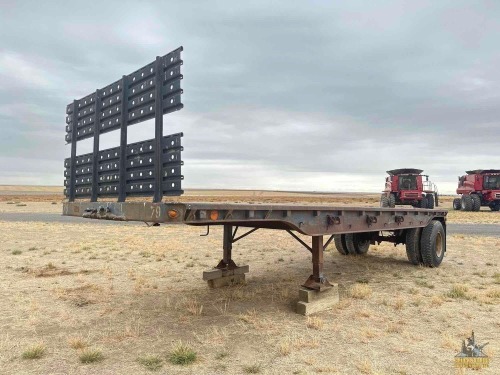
[1,0,499,193]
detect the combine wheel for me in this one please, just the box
[388,194,396,208]
[405,228,422,265]
[334,234,348,255]
[420,220,445,267]
[461,195,473,211]
[419,195,428,208]
[426,194,434,209]
[452,198,461,210]
[345,233,370,255]
[380,195,389,207]
[471,194,481,211]
[489,202,500,212]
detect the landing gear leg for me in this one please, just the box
[202,225,249,288]
[297,235,339,315]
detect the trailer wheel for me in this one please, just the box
[471,194,481,211]
[380,195,389,207]
[461,195,473,211]
[420,220,445,267]
[334,234,348,255]
[345,233,370,255]
[426,194,434,209]
[405,228,422,265]
[452,198,461,210]
[388,194,396,208]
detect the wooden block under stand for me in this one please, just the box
[207,273,245,288]
[203,265,249,281]
[203,265,249,288]
[296,284,340,316]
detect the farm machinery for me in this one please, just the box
[380,168,439,209]
[453,170,500,211]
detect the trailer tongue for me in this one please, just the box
[62,47,447,314]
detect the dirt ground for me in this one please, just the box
[0,188,498,374]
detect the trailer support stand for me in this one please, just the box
[302,236,332,291]
[297,235,339,315]
[203,225,249,288]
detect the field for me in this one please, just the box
[0,187,498,374]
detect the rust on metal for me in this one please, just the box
[63,201,447,236]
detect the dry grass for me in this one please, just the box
[168,341,197,365]
[243,364,261,373]
[182,298,204,316]
[278,334,320,357]
[79,348,104,363]
[386,323,404,334]
[67,336,88,350]
[361,327,377,340]
[393,297,405,310]
[21,343,46,359]
[486,288,500,298]
[356,359,373,374]
[441,332,457,350]
[137,354,163,371]
[306,316,324,330]
[0,197,499,375]
[349,283,373,299]
[445,284,469,299]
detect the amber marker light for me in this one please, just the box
[167,209,178,219]
[210,210,219,220]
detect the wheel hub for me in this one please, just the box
[435,232,443,258]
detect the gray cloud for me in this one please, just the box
[1,0,500,193]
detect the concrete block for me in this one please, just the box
[296,284,339,315]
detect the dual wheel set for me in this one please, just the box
[453,195,500,211]
[332,219,446,268]
[380,193,437,209]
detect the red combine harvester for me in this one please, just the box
[380,168,439,209]
[453,169,500,211]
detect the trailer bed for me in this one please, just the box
[63,201,446,235]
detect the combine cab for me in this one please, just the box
[380,168,439,209]
[453,170,500,211]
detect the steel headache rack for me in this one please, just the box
[63,47,447,315]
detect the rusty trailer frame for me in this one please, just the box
[63,201,447,292]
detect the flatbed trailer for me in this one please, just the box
[63,200,447,313]
[62,47,448,314]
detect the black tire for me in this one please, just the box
[405,228,423,265]
[419,195,428,208]
[426,194,434,209]
[388,194,396,208]
[380,195,389,207]
[435,193,439,207]
[345,233,370,255]
[452,198,461,210]
[471,194,481,211]
[461,195,473,211]
[420,220,445,267]
[334,234,348,255]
